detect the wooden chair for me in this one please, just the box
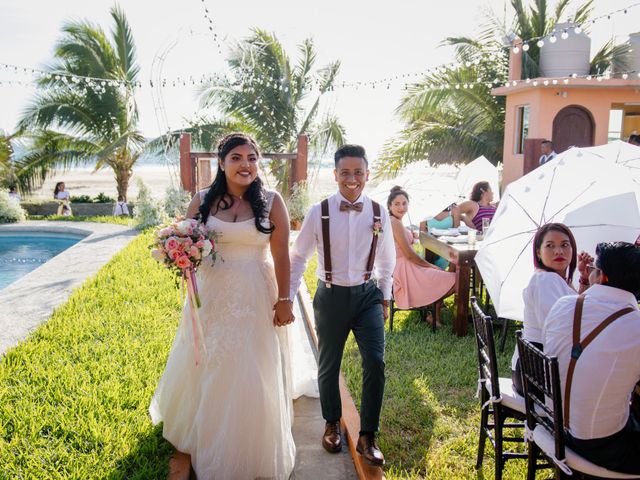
[388,292,436,333]
[471,297,527,479]
[516,332,640,479]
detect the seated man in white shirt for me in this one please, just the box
[544,242,640,474]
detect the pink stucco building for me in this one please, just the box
[493,33,640,188]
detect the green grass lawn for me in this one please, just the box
[26,214,132,225]
[304,255,527,479]
[0,230,179,478]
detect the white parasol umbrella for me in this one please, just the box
[475,146,640,321]
[455,155,501,204]
[569,140,640,186]
[369,164,459,225]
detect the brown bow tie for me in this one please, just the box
[339,200,363,212]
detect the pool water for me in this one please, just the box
[0,234,84,290]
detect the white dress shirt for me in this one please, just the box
[290,192,396,300]
[539,151,557,165]
[544,284,640,440]
[511,270,575,370]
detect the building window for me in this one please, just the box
[608,109,623,142]
[515,105,529,154]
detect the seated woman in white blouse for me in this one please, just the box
[54,181,72,216]
[511,223,591,396]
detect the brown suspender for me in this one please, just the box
[321,199,332,287]
[320,198,382,287]
[364,201,381,281]
[563,294,634,429]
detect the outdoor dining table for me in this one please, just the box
[419,231,479,337]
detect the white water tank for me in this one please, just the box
[628,32,640,75]
[539,22,591,77]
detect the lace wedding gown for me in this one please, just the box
[150,191,299,480]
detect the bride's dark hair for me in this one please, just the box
[198,133,274,234]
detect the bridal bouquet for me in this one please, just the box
[151,217,219,365]
[151,217,219,290]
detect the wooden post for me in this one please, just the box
[290,134,309,193]
[197,158,212,191]
[523,138,544,176]
[179,133,196,195]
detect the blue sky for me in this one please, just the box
[0,0,637,162]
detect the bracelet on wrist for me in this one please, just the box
[578,276,590,286]
[276,297,292,303]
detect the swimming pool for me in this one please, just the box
[0,233,86,290]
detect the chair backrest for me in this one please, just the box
[516,331,566,463]
[471,296,501,400]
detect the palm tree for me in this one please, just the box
[0,130,19,191]
[378,0,627,174]
[0,129,46,194]
[18,5,143,201]
[156,28,346,196]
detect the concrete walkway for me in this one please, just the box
[291,287,358,480]
[0,221,138,357]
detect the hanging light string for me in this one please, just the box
[1,0,638,93]
[510,1,640,53]
[3,66,638,92]
[0,62,137,89]
[198,0,223,55]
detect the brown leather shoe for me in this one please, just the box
[322,421,342,453]
[356,433,385,466]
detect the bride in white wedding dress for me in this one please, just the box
[150,133,312,480]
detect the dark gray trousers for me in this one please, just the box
[313,280,386,432]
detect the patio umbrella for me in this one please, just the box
[369,164,460,225]
[570,140,640,186]
[455,155,501,204]
[475,146,640,321]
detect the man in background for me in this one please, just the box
[538,140,557,165]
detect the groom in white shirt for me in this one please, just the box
[290,144,395,466]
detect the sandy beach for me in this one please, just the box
[24,164,342,203]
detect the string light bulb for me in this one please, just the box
[549,34,557,44]
[513,46,520,54]
[561,30,569,40]
[522,43,530,52]
[537,39,545,48]
[574,25,582,34]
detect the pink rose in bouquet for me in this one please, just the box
[151,217,220,280]
[175,255,192,270]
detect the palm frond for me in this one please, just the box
[590,39,630,75]
[570,0,593,27]
[110,4,140,81]
[308,115,347,158]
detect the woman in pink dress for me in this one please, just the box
[388,186,455,324]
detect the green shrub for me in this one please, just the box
[70,194,93,203]
[133,179,167,230]
[163,185,191,219]
[94,192,115,203]
[287,181,310,222]
[0,190,26,223]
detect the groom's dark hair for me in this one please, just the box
[334,144,368,167]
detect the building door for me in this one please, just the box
[552,106,594,153]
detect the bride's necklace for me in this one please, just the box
[227,192,247,222]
